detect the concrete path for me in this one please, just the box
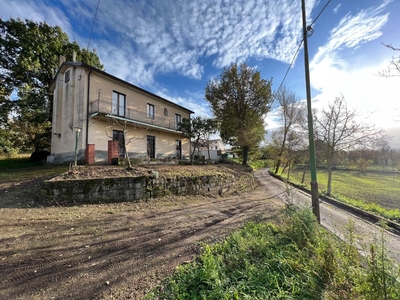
[255,168,400,263]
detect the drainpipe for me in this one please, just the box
[86,69,92,153]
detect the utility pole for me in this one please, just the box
[301,0,320,223]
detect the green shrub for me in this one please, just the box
[146,209,400,300]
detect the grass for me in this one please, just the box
[279,166,400,222]
[0,156,67,183]
[146,208,400,299]
[248,159,274,171]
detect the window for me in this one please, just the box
[147,103,155,119]
[112,91,126,117]
[175,114,181,130]
[65,70,70,83]
[164,108,168,116]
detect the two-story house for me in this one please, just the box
[48,59,193,164]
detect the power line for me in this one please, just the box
[277,38,304,92]
[309,0,332,27]
[87,0,101,51]
[276,0,332,92]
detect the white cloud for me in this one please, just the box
[155,91,211,118]
[309,1,399,128]
[0,0,74,37]
[311,5,390,70]
[333,4,341,14]
[1,0,322,85]
[67,0,318,82]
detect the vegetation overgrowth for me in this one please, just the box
[0,156,66,183]
[278,166,400,222]
[146,208,400,299]
[248,159,274,171]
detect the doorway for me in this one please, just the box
[147,135,155,159]
[176,140,182,159]
[113,130,125,158]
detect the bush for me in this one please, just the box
[29,150,50,162]
[146,209,400,300]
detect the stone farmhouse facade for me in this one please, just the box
[48,59,193,164]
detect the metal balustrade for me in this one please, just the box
[89,99,179,130]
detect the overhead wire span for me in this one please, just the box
[276,0,332,92]
[309,0,332,28]
[87,0,101,51]
[277,38,304,93]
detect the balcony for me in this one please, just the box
[89,99,180,131]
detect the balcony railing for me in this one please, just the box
[89,99,179,130]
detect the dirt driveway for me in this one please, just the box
[0,171,284,300]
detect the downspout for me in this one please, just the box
[86,69,92,150]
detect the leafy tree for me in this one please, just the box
[0,18,103,152]
[0,127,19,157]
[179,116,217,164]
[205,63,273,165]
[314,95,385,195]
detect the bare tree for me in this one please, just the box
[314,95,385,195]
[273,86,303,174]
[379,43,400,77]
[379,139,391,166]
[285,131,302,180]
[105,116,148,170]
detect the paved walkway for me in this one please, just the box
[255,169,400,263]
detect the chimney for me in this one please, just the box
[72,51,76,62]
[58,55,66,67]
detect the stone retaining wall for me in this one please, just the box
[41,171,255,204]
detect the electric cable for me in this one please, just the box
[309,0,332,27]
[277,38,304,93]
[276,0,332,92]
[87,0,101,51]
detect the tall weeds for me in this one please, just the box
[146,209,400,299]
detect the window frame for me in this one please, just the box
[147,103,155,119]
[112,91,126,117]
[175,140,182,159]
[175,114,182,130]
[65,70,70,83]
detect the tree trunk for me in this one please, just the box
[125,151,132,169]
[123,131,133,170]
[190,151,194,165]
[190,141,198,165]
[286,148,292,180]
[274,132,287,174]
[207,145,211,161]
[274,158,281,174]
[301,163,309,184]
[242,146,249,165]
[281,163,287,175]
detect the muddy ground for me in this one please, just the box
[0,166,285,299]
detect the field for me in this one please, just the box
[281,166,400,212]
[1,158,399,299]
[0,158,287,299]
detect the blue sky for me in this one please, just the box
[2,0,400,147]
